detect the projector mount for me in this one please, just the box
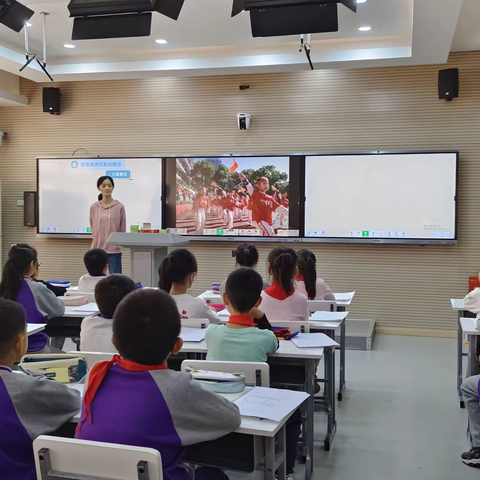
[299,34,313,70]
[20,12,53,81]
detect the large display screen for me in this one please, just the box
[304,153,458,243]
[38,157,162,234]
[167,156,300,238]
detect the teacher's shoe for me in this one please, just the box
[462,448,480,467]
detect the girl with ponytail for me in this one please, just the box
[158,249,220,324]
[260,246,309,322]
[295,249,335,301]
[0,244,65,352]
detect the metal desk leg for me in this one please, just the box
[324,346,337,452]
[338,319,346,401]
[458,312,465,408]
[469,334,480,378]
[264,424,287,480]
[265,436,276,480]
[305,359,315,480]
[276,425,287,480]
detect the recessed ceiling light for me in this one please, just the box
[26,22,32,27]
[358,26,371,32]
[357,0,367,4]
[155,39,168,44]
[64,44,76,49]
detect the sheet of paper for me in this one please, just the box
[69,383,85,397]
[218,309,230,317]
[71,303,99,313]
[334,291,355,302]
[291,333,340,348]
[309,311,348,322]
[234,386,309,422]
[27,324,46,334]
[181,327,207,342]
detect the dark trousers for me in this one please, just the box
[107,253,122,274]
[286,408,302,474]
[195,467,229,480]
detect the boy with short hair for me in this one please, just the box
[206,268,278,362]
[75,289,241,480]
[0,299,81,480]
[78,248,108,293]
[80,274,136,352]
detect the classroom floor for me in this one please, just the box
[231,334,478,480]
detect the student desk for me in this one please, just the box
[181,338,335,478]
[27,324,46,336]
[44,307,97,341]
[452,298,470,408]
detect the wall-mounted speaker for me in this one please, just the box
[24,191,37,227]
[438,68,459,101]
[43,87,61,114]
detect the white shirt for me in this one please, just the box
[260,290,309,322]
[172,294,221,325]
[80,315,118,353]
[78,274,106,293]
[464,288,480,329]
[295,279,335,301]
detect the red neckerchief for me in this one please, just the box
[228,314,257,326]
[76,355,168,433]
[295,275,304,282]
[264,282,294,300]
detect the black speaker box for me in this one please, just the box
[438,68,459,101]
[0,0,34,33]
[24,191,37,227]
[43,87,61,114]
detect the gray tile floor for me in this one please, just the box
[232,334,479,480]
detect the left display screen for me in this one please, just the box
[38,158,163,234]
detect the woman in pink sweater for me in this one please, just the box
[90,176,126,274]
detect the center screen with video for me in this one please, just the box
[166,156,300,237]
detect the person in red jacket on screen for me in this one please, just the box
[193,187,210,234]
[222,190,237,230]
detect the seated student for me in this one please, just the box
[219,244,270,296]
[260,247,309,322]
[461,375,480,467]
[78,248,108,293]
[295,249,335,301]
[75,289,241,480]
[80,275,136,352]
[0,244,65,353]
[206,268,278,362]
[159,249,221,324]
[0,299,81,480]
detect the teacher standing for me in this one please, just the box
[90,176,126,274]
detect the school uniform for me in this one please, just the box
[295,277,335,301]
[75,356,241,480]
[222,196,237,230]
[206,314,278,362]
[78,274,106,293]
[260,282,309,322]
[80,315,118,353]
[172,294,221,324]
[0,366,81,480]
[464,288,480,329]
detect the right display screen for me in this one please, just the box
[304,153,458,242]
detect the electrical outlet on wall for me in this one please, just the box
[17,200,24,207]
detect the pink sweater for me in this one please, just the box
[89,200,126,254]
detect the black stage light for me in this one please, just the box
[0,0,34,33]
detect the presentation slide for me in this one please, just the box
[170,156,298,237]
[304,153,457,241]
[38,158,162,234]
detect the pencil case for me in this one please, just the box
[187,368,246,393]
[19,354,87,384]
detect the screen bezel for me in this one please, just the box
[36,156,164,237]
[302,151,459,245]
[164,155,302,242]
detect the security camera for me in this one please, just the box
[237,113,252,130]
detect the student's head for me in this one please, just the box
[113,289,182,365]
[199,187,206,196]
[95,275,136,319]
[236,244,259,268]
[267,247,297,296]
[0,300,27,365]
[0,244,38,301]
[83,248,108,277]
[256,177,269,193]
[296,249,317,300]
[227,190,234,197]
[158,249,197,293]
[97,175,115,201]
[224,268,263,315]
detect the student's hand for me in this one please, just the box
[209,306,218,314]
[250,307,264,320]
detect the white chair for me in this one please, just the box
[34,436,163,480]
[270,320,310,333]
[181,360,270,387]
[308,300,335,312]
[68,351,115,370]
[181,318,210,329]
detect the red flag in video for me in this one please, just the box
[229,159,239,173]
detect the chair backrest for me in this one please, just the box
[181,318,210,329]
[34,436,163,480]
[68,351,115,370]
[271,320,310,333]
[181,360,270,387]
[308,300,336,312]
